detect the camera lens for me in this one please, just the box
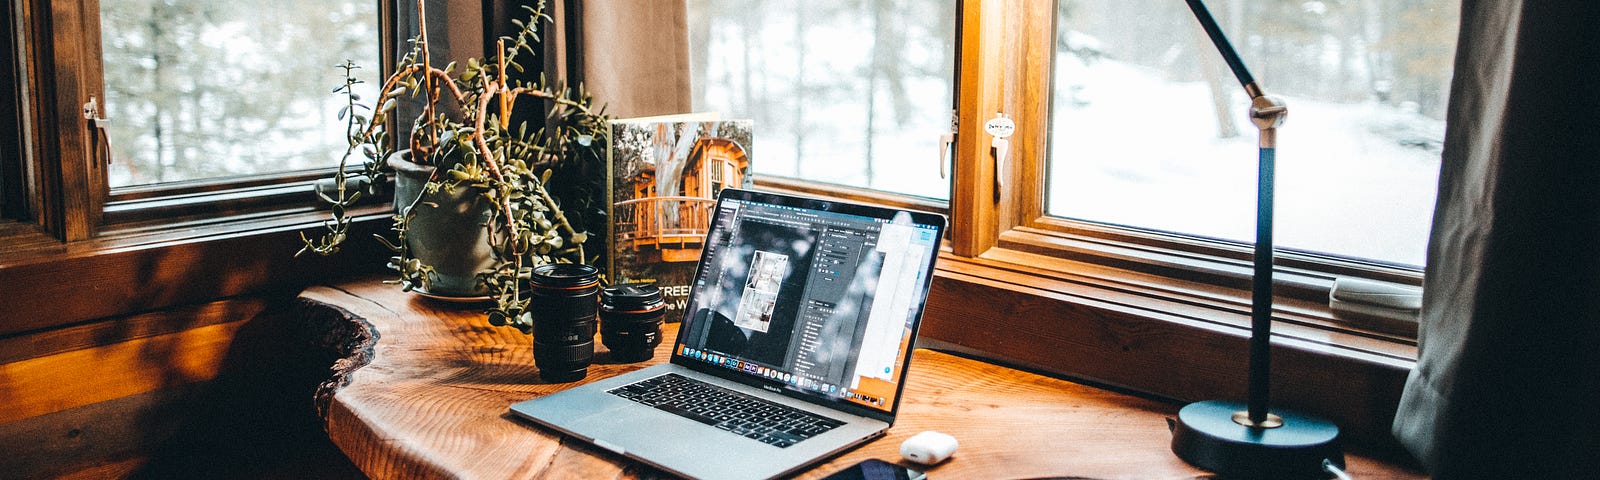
[528,263,600,382]
[600,283,666,363]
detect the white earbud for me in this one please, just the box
[899,431,958,465]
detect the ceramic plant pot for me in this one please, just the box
[388,151,495,297]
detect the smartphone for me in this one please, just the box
[820,459,927,480]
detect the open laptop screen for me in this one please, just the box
[672,190,943,414]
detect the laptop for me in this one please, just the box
[510,188,946,480]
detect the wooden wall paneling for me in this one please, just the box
[0,297,262,476]
[0,382,201,478]
[0,294,363,478]
[0,296,268,364]
[0,317,243,424]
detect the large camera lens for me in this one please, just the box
[528,263,600,382]
[600,283,666,363]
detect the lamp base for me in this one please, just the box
[1171,400,1344,479]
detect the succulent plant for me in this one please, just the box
[299,0,607,332]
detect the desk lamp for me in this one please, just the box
[1168,1,1346,478]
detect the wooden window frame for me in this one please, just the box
[1,0,24,222]
[0,0,401,332]
[749,0,1424,454]
[963,0,1425,328]
[3,0,401,243]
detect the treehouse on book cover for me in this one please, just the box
[610,120,754,313]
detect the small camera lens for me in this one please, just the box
[600,283,666,363]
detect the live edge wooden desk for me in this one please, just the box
[301,278,1423,480]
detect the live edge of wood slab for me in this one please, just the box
[301,277,1425,480]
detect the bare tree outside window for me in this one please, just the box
[1049,0,1458,267]
[100,0,380,187]
[687,0,956,200]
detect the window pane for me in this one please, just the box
[1047,0,1456,267]
[100,0,380,187]
[687,0,955,200]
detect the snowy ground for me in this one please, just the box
[700,24,1441,267]
[1050,57,1441,267]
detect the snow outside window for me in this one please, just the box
[1048,0,1457,268]
[687,0,956,201]
[100,0,381,187]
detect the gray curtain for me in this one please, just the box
[575,0,692,118]
[1393,1,1600,477]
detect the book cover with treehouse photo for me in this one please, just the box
[607,116,754,321]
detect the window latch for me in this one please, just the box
[938,132,954,179]
[82,97,112,167]
[985,113,1015,203]
[939,109,957,179]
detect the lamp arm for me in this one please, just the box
[1170,4,1343,476]
[1182,0,1255,88]
[1181,0,1288,426]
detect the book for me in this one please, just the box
[606,114,754,321]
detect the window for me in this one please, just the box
[99,0,381,188]
[1046,0,1456,268]
[0,0,523,337]
[686,0,957,201]
[1,0,390,235]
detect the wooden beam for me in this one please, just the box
[950,0,1008,256]
[0,212,388,337]
[0,297,269,364]
[0,320,242,423]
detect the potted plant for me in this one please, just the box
[297,0,607,333]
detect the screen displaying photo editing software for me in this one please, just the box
[675,196,940,413]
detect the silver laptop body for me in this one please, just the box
[511,189,946,480]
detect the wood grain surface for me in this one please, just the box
[305,277,1424,480]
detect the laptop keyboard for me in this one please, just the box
[607,373,845,448]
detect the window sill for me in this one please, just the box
[0,204,392,337]
[920,247,1417,456]
[1001,223,1423,339]
[103,168,371,227]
